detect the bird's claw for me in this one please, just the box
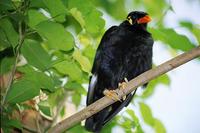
[118,78,129,100]
[103,89,122,102]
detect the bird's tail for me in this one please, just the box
[85,108,110,132]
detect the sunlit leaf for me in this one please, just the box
[142,74,170,98]
[126,109,139,123]
[35,21,74,51]
[43,0,67,22]
[6,79,40,104]
[21,39,52,71]
[27,9,48,28]
[120,118,133,129]
[150,28,195,51]
[69,8,85,28]
[126,109,144,133]
[154,118,166,133]
[73,50,92,73]
[139,102,154,126]
[0,18,19,47]
[179,21,200,44]
[68,0,105,34]
[82,45,96,62]
[54,60,82,81]
[92,0,127,20]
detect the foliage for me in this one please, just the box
[0,0,198,133]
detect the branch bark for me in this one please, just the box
[48,46,200,133]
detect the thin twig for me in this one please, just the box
[48,46,200,133]
[1,20,25,105]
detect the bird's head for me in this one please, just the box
[126,11,151,28]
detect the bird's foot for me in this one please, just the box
[118,78,129,100]
[103,89,121,102]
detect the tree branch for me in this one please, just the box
[48,46,200,133]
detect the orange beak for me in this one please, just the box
[137,15,151,24]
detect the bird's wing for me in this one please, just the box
[86,26,118,105]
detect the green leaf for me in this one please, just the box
[82,45,96,62]
[0,28,11,51]
[120,118,133,129]
[36,73,55,92]
[48,88,65,108]
[150,28,195,51]
[69,8,85,28]
[43,0,67,22]
[38,105,52,117]
[126,109,139,123]
[139,102,154,126]
[30,0,46,8]
[72,93,81,107]
[101,119,116,133]
[142,74,170,98]
[27,9,48,28]
[60,106,65,117]
[154,119,166,133]
[65,82,86,95]
[0,0,14,12]
[67,124,87,133]
[7,119,22,130]
[0,56,15,75]
[68,0,105,34]
[73,50,92,73]
[92,0,127,20]
[1,115,22,132]
[126,109,144,133]
[5,79,40,104]
[192,28,200,45]
[179,21,200,44]
[21,39,52,71]
[54,60,82,81]
[18,65,56,92]
[0,18,19,47]
[179,21,193,29]
[35,21,74,51]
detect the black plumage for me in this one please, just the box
[85,11,154,132]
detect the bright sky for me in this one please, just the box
[103,0,200,132]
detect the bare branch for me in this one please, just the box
[48,46,200,133]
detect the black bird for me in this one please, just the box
[85,11,153,132]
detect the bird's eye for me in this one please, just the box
[127,16,133,25]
